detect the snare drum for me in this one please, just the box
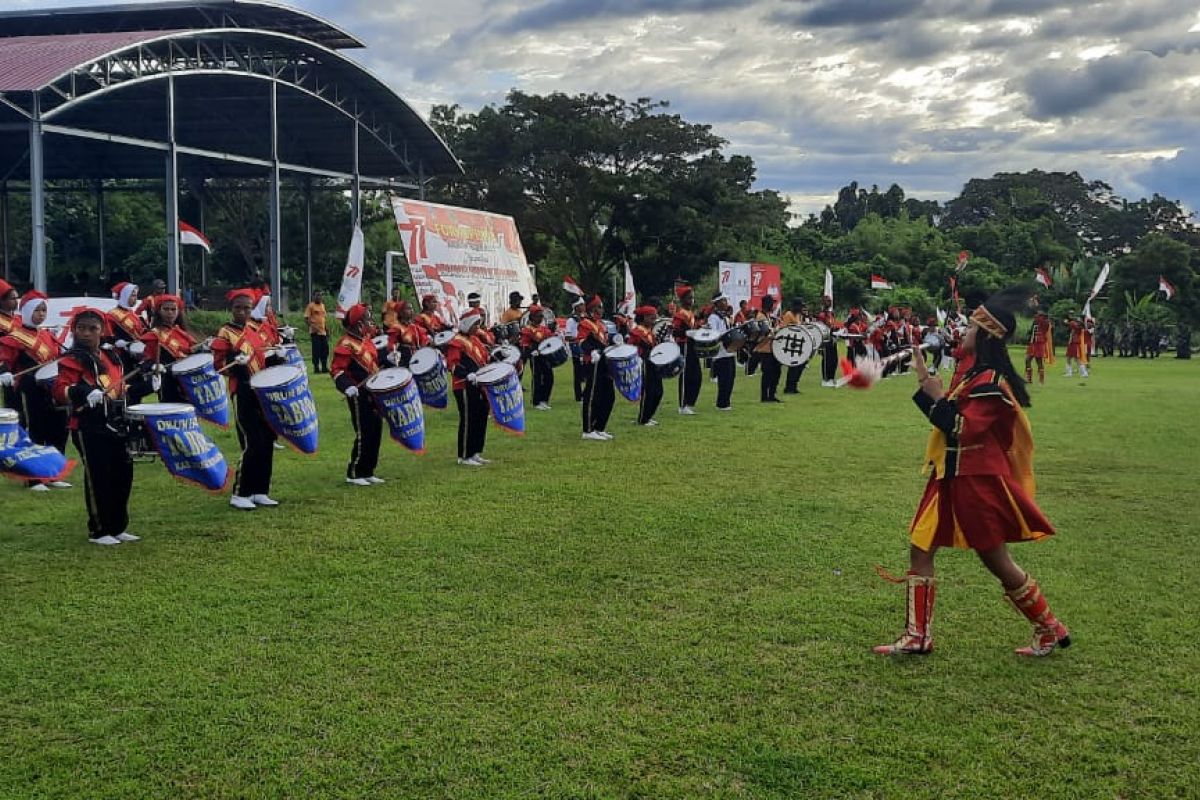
[365,367,425,453]
[649,342,683,378]
[536,336,569,368]
[408,347,449,409]
[474,362,525,435]
[771,325,816,367]
[686,328,722,358]
[432,330,455,350]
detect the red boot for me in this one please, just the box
[874,573,936,655]
[1006,575,1071,656]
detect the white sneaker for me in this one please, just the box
[1080,367,1089,378]
[250,494,279,507]
[643,419,658,427]
[716,406,733,412]
[596,431,614,440]
[581,431,606,440]
[116,532,141,543]
[535,402,551,411]
[821,380,835,388]
[346,477,371,487]
[710,377,719,384]
[471,454,492,464]
[91,535,121,546]
[365,476,386,485]
[457,457,484,466]
[48,481,72,489]
[230,495,257,511]
[680,406,696,416]
[272,442,286,450]
[29,483,50,493]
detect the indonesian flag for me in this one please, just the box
[955,250,970,272]
[1035,266,1053,288]
[562,275,584,296]
[618,260,636,316]
[1159,275,1176,300]
[179,220,211,253]
[334,223,365,320]
[1088,261,1110,300]
[824,268,834,305]
[870,274,892,290]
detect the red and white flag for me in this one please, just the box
[824,268,834,305]
[870,274,892,290]
[562,275,584,296]
[1035,266,1053,288]
[178,220,211,253]
[955,250,970,272]
[618,260,636,316]
[334,223,365,320]
[1159,275,1176,300]
[1088,261,1110,300]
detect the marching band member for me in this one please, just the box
[1064,314,1091,378]
[447,309,491,466]
[519,304,554,411]
[304,290,330,373]
[672,284,702,414]
[0,279,18,411]
[331,303,384,486]
[135,278,167,326]
[565,296,587,401]
[416,294,449,335]
[779,297,808,393]
[627,305,662,425]
[843,308,869,366]
[249,293,280,345]
[138,295,198,404]
[385,300,429,367]
[53,309,153,545]
[707,292,736,411]
[500,291,524,325]
[0,292,70,491]
[875,287,1069,658]
[1024,310,1053,385]
[107,282,150,401]
[816,295,841,387]
[210,289,280,510]
[754,296,782,402]
[578,295,615,440]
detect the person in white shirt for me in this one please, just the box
[707,292,737,410]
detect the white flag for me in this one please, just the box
[619,260,636,316]
[335,223,365,320]
[824,268,834,306]
[1088,262,1110,300]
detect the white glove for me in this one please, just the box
[101,343,115,351]
[0,372,13,387]
[86,388,104,408]
[467,372,479,384]
[150,375,162,392]
[612,333,624,346]
[114,339,130,351]
[199,337,214,351]
[386,350,403,366]
[233,353,251,366]
[151,363,167,375]
[128,342,146,357]
[344,385,359,398]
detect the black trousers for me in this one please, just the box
[581,359,615,432]
[784,361,808,392]
[311,334,329,373]
[713,356,736,408]
[678,342,702,408]
[346,391,382,479]
[759,352,781,400]
[232,383,276,497]
[820,341,838,382]
[531,355,554,405]
[638,363,663,424]
[453,386,489,459]
[19,382,68,453]
[571,356,586,401]
[72,426,133,540]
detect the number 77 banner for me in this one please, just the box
[335,223,366,319]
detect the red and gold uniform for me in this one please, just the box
[671,287,702,409]
[627,309,662,424]
[386,320,429,366]
[1065,319,1091,363]
[210,311,278,500]
[381,298,405,328]
[416,310,448,336]
[1026,314,1053,360]
[446,317,492,461]
[107,305,146,347]
[576,299,614,435]
[139,313,197,404]
[0,313,66,454]
[331,310,383,481]
[520,310,555,408]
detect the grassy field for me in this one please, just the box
[2,349,1198,799]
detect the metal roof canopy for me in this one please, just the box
[0,3,463,297]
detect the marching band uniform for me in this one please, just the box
[107,282,151,403]
[628,306,662,425]
[0,279,18,413]
[844,308,868,366]
[385,302,430,367]
[707,294,736,410]
[519,305,555,410]
[876,290,1069,658]
[754,298,782,402]
[447,310,491,465]
[134,281,167,326]
[416,295,449,336]
[1024,311,1054,385]
[578,296,614,439]
[53,309,152,544]
[780,301,808,393]
[672,285,702,413]
[816,297,841,387]
[138,295,196,404]
[381,292,405,329]
[210,289,280,510]
[0,292,69,489]
[331,304,384,485]
[565,297,587,401]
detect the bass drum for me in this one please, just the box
[652,318,673,344]
[771,325,817,367]
[649,342,683,378]
[808,320,831,344]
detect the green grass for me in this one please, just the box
[2,350,1198,799]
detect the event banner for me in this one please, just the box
[140,408,232,493]
[392,198,538,325]
[718,262,782,311]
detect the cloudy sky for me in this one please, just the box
[39,0,1200,218]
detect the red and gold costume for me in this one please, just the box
[210,321,271,393]
[446,324,492,461]
[0,322,61,388]
[575,315,609,364]
[381,299,405,328]
[670,307,697,345]
[386,320,429,365]
[1065,319,1091,363]
[416,311,448,335]
[107,305,146,345]
[331,318,383,481]
[520,315,555,407]
[627,315,663,425]
[1,316,67,459]
[446,332,491,392]
[1026,314,1054,360]
[210,309,278,501]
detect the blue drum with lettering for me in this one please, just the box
[408,347,450,410]
[124,403,231,492]
[170,353,230,427]
[604,343,642,402]
[475,362,524,435]
[0,407,75,482]
[250,365,319,454]
[365,367,425,454]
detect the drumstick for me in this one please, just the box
[10,355,68,379]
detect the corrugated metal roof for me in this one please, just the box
[0,29,177,92]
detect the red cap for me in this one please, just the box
[157,294,184,308]
[586,294,603,311]
[674,284,692,299]
[67,306,113,336]
[0,279,14,297]
[226,288,256,304]
[527,304,543,315]
[345,303,370,328]
[635,305,657,319]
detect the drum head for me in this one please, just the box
[492,345,521,364]
[249,365,301,388]
[433,330,455,347]
[604,344,638,360]
[537,336,565,355]
[797,323,823,352]
[687,329,722,344]
[649,342,681,365]
[0,408,19,423]
[366,367,413,392]
[371,334,390,350]
[34,363,58,381]
[409,347,442,375]
[475,362,515,385]
[171,353,214,374]
[810,321,831,342]
[771,325,815,367]
[125,402,194,419]
[923,332,943,349]
[652,319,673,343]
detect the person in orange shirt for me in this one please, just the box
[304,290,329,373]
[381,287,405,329]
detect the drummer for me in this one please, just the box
[210,289,281,511]
[707,292,737,411]
[843,308,869,365]
[779,297,809,394]
[672,284,702,414]
[446,309,492,466]
[107,282,150,400]
[331,303,384,487]
[519,304,555,411]
[754,296,782,402]
[135,278,168,326]
[0,279,18,410]
[816,295,841,388]
[578,295,614,440]
[138,295,200,404]
[627,305,662,425]
[385,300,429,367]
[53,308,154,545]
[416,294,449,335]
[0,291,71,491]
[565,296,587,401]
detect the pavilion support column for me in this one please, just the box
[351,112,361,227]
[29,95,47,292]
[198,185,207,288]
[95,180,107,280]
[268,81,282,306]
[1,182,9,282]
[165,75,181,295]
[418,161,426,201]
[304,176,313,303]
